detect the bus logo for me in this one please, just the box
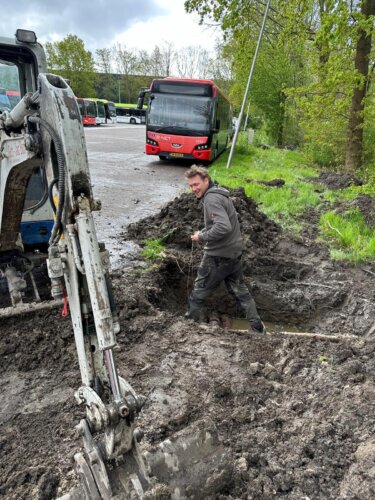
[172,143,182,148]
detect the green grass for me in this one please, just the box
[319,209,375,262]
[211,139,323,228]
[209,133,375,263]
[140,238,166,260]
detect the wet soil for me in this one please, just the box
[1,187,375,499]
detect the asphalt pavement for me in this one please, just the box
[84,124,188,267]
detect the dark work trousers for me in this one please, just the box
[187,253,261,323]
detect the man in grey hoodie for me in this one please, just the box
[185,165,265,334]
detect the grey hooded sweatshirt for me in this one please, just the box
[198,184,243,258]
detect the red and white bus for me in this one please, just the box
[76,98,97,126]
[6,89,21,107]
[139,78,233,162]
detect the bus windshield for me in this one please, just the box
[85,100,96,117]
[107,102,116,118]
[148,94,212,135]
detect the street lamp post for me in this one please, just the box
[226,0,271,169]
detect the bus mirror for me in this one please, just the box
[137,96,143,109]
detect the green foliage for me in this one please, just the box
[211,135,321,228]
[319,209,375,262]
[140,238,166,261]
[210,137,374,262]
[185,0,375,171]
[45,35,97,97]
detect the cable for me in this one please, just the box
[28,116,66,245]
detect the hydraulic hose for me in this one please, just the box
[28,116,66,245]
[48,178,58,215]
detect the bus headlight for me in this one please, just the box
[147,138,158,146]
[195,144,208,150]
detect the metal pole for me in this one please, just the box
[226,0,271,169]
[243,99,251,131]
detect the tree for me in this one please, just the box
[95,48,118,100]
[96,48,113,73]
[175,46,212,78]
[45,35,97,97]
[185,0,306,145]
[113,44,142,102]
[186,0,375,171]
[345,0,375,172]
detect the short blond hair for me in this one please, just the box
[185,164,211,181]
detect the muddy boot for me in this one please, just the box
[249,319,266,334]
[184,305,203,322]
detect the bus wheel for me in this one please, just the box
[130,118,136,124]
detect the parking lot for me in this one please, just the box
[84,124,188,264]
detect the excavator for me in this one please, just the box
[0,30,228,499]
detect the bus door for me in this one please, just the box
[105,101,117,124]
[95,100,106,125]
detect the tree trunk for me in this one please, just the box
[345,0,375,173]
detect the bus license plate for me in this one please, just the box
[170,153,184,158]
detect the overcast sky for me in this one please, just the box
[2,0,220,53]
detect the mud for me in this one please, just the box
[309,172,363,190]
[1,187,375,499]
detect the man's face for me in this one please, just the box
[188,175,209,199]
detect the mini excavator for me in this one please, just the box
[0,30,228,499]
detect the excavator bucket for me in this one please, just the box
[143,418,232,498]
[59,418,231,499]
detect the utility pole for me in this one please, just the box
[227,0,271,169]
[243,99,251,131]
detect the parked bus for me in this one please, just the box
[94,99,106,125]
[0,88,11,112]
[104,100,117,124]
[138,78,233,162]
[91,99,117,124]
[76,98,96,126]
[115,103,146,124]
[6,89,21,107]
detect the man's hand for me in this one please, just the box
[191,231,201,242]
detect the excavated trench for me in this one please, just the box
[124,188,374,336]
[1,187,375,499]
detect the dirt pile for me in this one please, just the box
[1,187,375,499]
[124,188,374,336]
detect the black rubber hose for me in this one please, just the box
[48,178,58,215]
[28,116,65,245]
[48,177,63,237]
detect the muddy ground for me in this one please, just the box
[1,187,375,499]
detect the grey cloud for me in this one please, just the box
[1,0,164,49]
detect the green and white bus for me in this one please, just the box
[115,103,146,124]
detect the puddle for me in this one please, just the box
[229,318,305,333]
[108,239,141,271]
